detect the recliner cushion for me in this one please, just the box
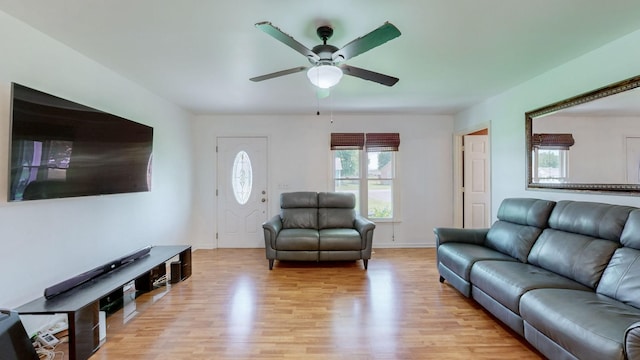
[620,209,640,249]
[280,191,318,208]
[484,198,555,262]
[276,229,319,250]
[438,243,517,282]
[319,208,355,229]
[520,288,640,360]
[282,208,318,229]
[485,221,543,263]
[319,229,362,250]
[548,200,634,241]
[318,192,355,208]
[597,247,640,308]
[528,229,620,289]
[470,260,590,314]
[495,198,556,228]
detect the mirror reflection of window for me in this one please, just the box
[533,148,568,183]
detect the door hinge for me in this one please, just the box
[216,189,218,196]
[216,233,218,239]
[216,146,218,153]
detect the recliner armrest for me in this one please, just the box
[263,215,283,250]
[263,215,283,233]
[625,321,640,360]
[355,216,376,259]
[354,216,375,236]
[433,227,489,247]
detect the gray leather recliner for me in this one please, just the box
[262,191,375,270]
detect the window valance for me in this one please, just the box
[365,133,400,152]
[330,133,365,150]
[532,133,575,150]
[330,133,400,151]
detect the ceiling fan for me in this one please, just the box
[250,21,401,89]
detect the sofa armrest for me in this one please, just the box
[262,215,283,254]
[626,321,640,360]
[355,216,375,235]
[355,216,376,258]
[433,227,489,247]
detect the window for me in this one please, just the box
[232,150,253,205]
[531,133,574,183]
[532,148,568,183]
[332,133,399,220]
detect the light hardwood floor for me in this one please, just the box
[89,248,543,359]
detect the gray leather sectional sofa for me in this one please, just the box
[435,198,640,360]
[262,191,376,270]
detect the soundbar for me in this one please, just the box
[44,246,151,299]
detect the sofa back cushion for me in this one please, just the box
[527,201,635,289]
[597,247,640,308]
[280,192,319,229]
[484,198,555,262]
[620,209,640,249]
[318,192,356,229]
[598,209,640,308]
[548,200,634,240]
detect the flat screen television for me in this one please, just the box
[8,83,153,201]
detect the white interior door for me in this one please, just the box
[216,137,268,248]
[463,135,490,228]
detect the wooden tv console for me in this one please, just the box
[17,245,191,360]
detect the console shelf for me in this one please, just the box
[17,245,191,360]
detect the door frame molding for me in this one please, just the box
[453,122,491,228]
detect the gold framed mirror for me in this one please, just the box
[526,74,640,193]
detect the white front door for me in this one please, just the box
[463,135,490,228]
[216,137,268,248]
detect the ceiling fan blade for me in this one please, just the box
[332,22,401,62]
[250,66,309,82]
[256,22,320,62]
[339,65,399,87]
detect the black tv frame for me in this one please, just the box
[8,83,154,201]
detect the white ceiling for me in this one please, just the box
[2,0,640,115]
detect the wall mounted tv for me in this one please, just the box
[8,83,153,201]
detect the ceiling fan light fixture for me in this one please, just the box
[307,64,343,89]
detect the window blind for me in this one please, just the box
[532,133,575,150]
[330,133,365,150]
[365,133,400,152]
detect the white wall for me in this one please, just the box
[0,11,194,310]
[456,28,640,215]
[191,113,454,250]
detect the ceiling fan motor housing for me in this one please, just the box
[310,44,339,64]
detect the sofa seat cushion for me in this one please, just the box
[319,229,362,250]
[276,229,319,250]
[520,288,640,360]
[438,243,517,282]
[470,261,590,314]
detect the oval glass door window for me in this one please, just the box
[232,150,253,205]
